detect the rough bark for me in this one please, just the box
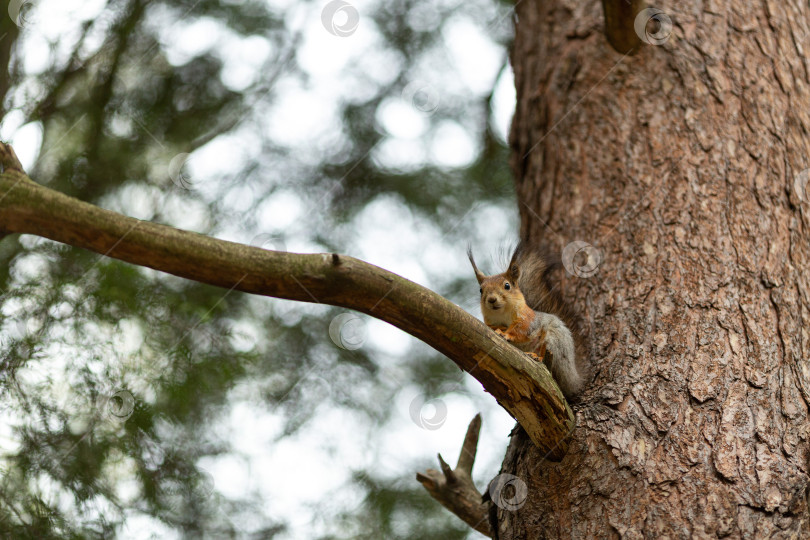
[494,0,810,538]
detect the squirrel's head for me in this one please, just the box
[467,248,527,326]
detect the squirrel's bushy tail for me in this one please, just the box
[510,241,590,398]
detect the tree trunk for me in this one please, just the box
[497,0,810,537]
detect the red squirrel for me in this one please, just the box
[468,243,588,399]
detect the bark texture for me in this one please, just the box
[496,0,810,537]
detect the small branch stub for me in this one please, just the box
[602,0,644,54]
[0,141,24,172]
[416,414,491,537]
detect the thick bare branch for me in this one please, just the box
[601,0,643,54]
[0,147,575,459]
[416,414,490,537]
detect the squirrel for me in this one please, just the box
[467,242,587,400]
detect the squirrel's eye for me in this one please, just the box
[479,288,483,295]
[504,282,511,290]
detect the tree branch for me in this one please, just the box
[416,414,490,537]
[0,144,575,459]
[601,0,643,54]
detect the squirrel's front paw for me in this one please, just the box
[493,328,514,342]
[525,352,543,362]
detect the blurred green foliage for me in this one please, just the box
[0,0,516,537]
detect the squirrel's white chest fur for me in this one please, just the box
[481,303,519,329]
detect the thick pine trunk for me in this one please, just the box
[499,0,810,537]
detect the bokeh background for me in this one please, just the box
[0,0,522,537]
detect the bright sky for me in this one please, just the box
[2,0,518,537]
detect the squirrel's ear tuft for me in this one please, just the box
[467,246,486,284]
[508,262,520,283]
[507,241,525,285]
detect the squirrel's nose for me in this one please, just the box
[487,296,497,305]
